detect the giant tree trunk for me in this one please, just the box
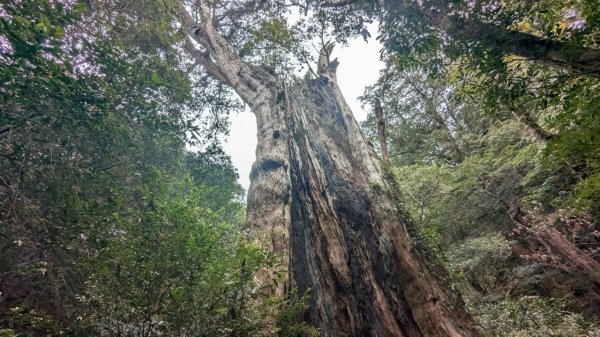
[245,64,480,337]
[176,3,481,335]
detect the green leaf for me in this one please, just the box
[73,3,87,12]
[13,16,29,26]
[40,14,50,28]
[53,27,65,38]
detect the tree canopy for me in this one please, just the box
[0,2,312,335]
[1,0,600,336]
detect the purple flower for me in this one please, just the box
[563,8,578,20]
[568,20,586,30]
[0,4,10,20]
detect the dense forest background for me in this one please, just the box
[1,0,599,336]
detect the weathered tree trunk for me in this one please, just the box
[533,228,600,318]
[245,59,481,337]
[511,226,600,318]
[176,2,481,335]
[534,228,600,284]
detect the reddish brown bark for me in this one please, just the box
[278,73,480,336]
[511,225,600,318]
[535,228,600,284]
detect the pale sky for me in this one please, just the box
[223,30,384,191]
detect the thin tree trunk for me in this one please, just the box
[177,3,482,335]
[535,228,600,285]
[511,107,552,141]
[374,98,390,162]
[410,85,465,163]
[512,225,600,318]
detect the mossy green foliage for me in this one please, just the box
[362,60,600,336]
[0,2,313,335]
[473,297,600,337]
[359,0,600,224]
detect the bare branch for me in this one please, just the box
[319,0,360,8]
[182,37,229,84]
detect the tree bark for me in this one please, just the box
[534,228,600,285]
[247,60,481,337]
[177,2,481,335]
[511,226,600,318]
